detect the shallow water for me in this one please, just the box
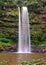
[0,53,46,65]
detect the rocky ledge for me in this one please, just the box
[31,46,46,53]
[0,45,46,53]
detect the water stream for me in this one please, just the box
[18,7,31,53]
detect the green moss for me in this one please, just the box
[0,38,13,46]
[10,9,18,15]
[40,42,46,46]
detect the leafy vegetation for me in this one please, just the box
[0,59,46,65]
[17,59,46,65]
[0,61,8,65]
[0,38,13,46]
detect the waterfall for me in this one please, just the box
[18,7,31,53]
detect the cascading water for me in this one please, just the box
[18,7,31,53]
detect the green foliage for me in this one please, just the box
[0,0,46,7]
[40,42,46,46]
[14,0,46,8]
[31,35,39,45]
[17,59,46,65]
[0,38,13,46]
[0,61,8,65]
[0,0,14,6]
[9,33,18,42]
[31,25,46,46]
[0,59,46,65]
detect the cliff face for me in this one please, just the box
[0,6,18,46]
[0,0,46,47]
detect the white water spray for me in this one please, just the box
[18,7,31,53]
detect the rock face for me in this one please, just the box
[31,46,46,53]
[0,44,17,52]
[0,6,18,44]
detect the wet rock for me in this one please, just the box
[31,46,46,53]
